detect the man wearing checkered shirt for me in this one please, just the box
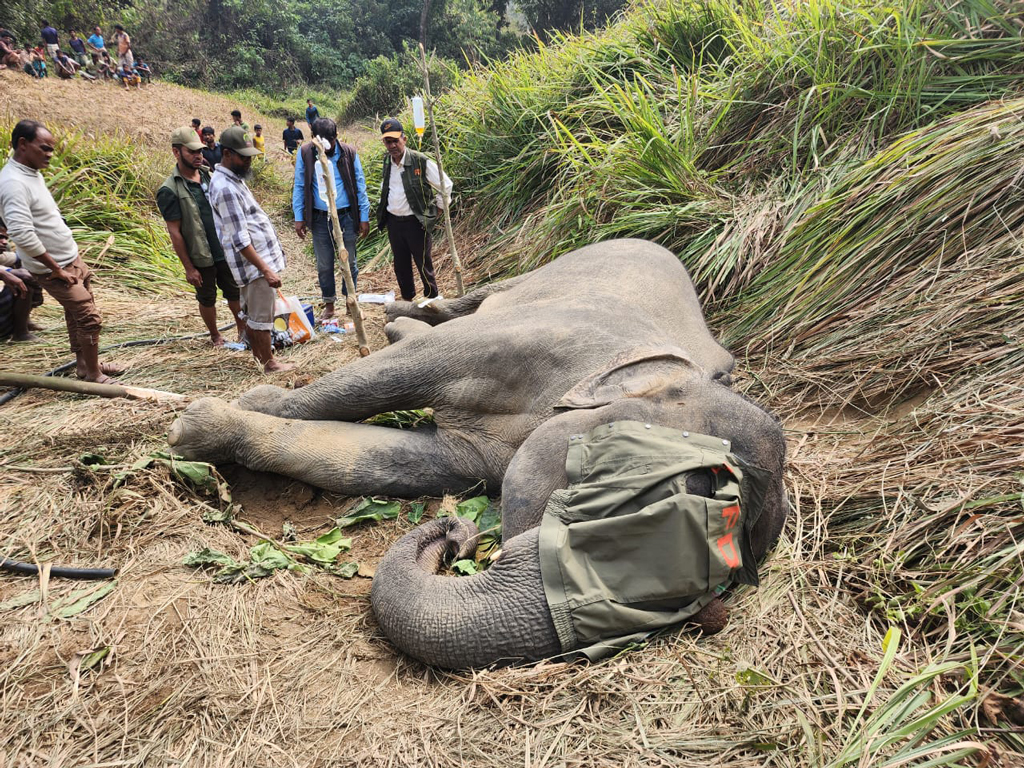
[208,126,295,373]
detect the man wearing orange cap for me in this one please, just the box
[376,118,452,301]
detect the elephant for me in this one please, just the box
[167,238,787,669]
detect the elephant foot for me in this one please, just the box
[168,397,239,463]
[385,316,433,344]
[234,384,290,415]
[688,596,729,635]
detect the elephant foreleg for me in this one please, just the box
[385,274,530,326]
[235,333,459,421]
[167,397,485,497]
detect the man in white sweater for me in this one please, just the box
[0,120,123,382]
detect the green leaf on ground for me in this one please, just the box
[478,502,501,534]
[186,532,356,583]
[326,561,359,579]
[80,646,111,671]
[452,559,479,575]
[408,501,427,523]
[736,668,773,687]
[455,496,490,524]
[182,548,241,569]
[338,497,401,527]
[282,528,352,566]
[115,451,232,503]
[201,504,234,524]
[0,589,42,612]
[50,581,118,619]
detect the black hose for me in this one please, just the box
[1,558,118,580]
[0,323,235,407]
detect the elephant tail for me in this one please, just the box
[370,518,562,669]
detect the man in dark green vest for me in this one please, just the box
[376,118,453,301]
[157,126,244,346]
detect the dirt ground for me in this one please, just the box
[0,69,1012,767]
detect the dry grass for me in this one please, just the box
[0,53,1021,768]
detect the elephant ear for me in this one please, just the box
[556,347,701,410]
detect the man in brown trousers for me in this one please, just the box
[0,120,123,382]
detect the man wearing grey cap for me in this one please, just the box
[208,126,294,373]
[157,126,245,346]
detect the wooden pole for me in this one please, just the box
[312,137,370,357]
[418,42,464,297]
[0,372,187,403]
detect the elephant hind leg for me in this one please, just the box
[168,397,487,497]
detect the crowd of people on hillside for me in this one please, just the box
[0,112,454,379]
[0,21,151,89]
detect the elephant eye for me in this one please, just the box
[685,469,714,498]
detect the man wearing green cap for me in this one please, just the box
[208,126,294,373]
[157,126,245,346]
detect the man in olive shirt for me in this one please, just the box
[157,127,244,346]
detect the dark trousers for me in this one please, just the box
[386,214,438,301]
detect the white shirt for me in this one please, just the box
[0,158,79,275]
[386,150,453,216]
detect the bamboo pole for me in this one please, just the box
[0,372,186,403]
[418,42,464,297]
[312,136,370,356]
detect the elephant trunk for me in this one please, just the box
[370,518,562,669]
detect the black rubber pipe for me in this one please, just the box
[1,558,118,580]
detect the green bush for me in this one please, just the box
[341,46,456,123]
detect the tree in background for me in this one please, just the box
[512,0,628,37]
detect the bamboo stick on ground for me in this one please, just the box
[418,42,464,297]
[0,372,187,403]
[312,137,370,356]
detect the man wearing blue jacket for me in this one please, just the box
[292,118,370,320]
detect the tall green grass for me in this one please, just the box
[425,0,1024,278]
[398,0,1024,761]
[2,125,182,293]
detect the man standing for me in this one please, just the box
[113,24,133,71]
[377,118,452,301]
[230,110,249,132]
[86,26,105,54]
[191,118,202,139]
[252,124,265,156]
[67,31,88,68]
[208,127,294,373]
[282,117,303,155]
[305,99,320,127]
[157,127,246,347]
[293,118,370,320]
[40,21,59,59]
[0,120,123,382]
[200,127,222,169]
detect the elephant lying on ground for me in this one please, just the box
[168,238,787,669]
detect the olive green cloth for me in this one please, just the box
[539,421,769,661]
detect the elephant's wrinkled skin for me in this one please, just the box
[168,238,787,669]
